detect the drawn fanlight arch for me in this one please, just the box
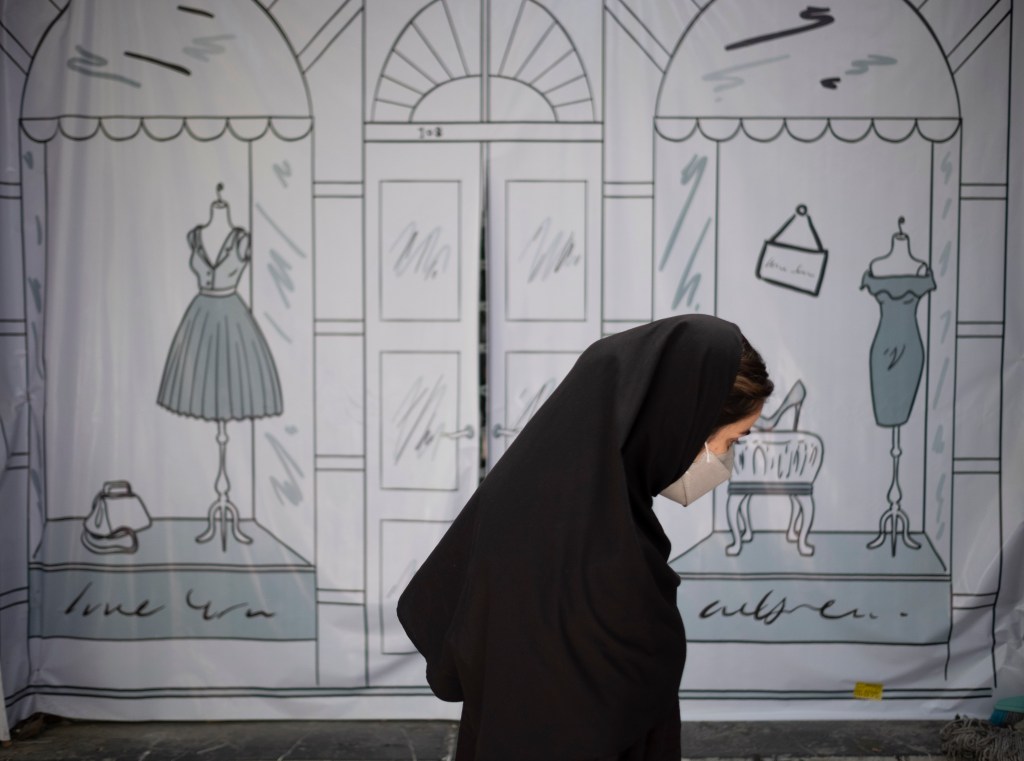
[372,0,595,122]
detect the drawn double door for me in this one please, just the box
[365,139,601,685]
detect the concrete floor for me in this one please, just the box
[0,716,949,760]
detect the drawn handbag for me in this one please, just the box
[81,480,152,555]
[755,204,829,296]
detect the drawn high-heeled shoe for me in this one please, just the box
[755,380,806,431]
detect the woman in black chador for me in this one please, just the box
[398,315,772,761]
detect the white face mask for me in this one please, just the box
[659,442,735,506]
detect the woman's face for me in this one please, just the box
[706,405,764,456]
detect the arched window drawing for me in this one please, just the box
[371,0,595,122]
[651,0,1006,698]
[19,0,318,684]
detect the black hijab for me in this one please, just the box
[397,315,742,761]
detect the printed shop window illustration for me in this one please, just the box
[654,0,971,659]
[20,0,317,682]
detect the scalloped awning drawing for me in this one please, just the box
[655,0,960,143]
[20,0,312,142]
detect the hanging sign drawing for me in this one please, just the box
[756,204,829,296]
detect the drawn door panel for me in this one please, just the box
[487,141,601,470]
[365,142,480,686]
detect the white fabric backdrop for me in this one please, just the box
[0,0,1020,726]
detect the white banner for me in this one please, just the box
[0,0,1020,725]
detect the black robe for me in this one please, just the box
[397,315,743,761]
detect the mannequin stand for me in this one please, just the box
[867,425,921,556]
[196,420,254,552]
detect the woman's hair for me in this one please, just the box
[714,335,774,429]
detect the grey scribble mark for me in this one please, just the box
[509,379,558,431]
[183,34,234,62]
[672,218,709,310]
[124,51,191,76]
[390,223,451,280]
[932,357,949,409]
[660,155,707,271]
[939,240,951,276]
[67,46,141,87]
[934,473,947,538]
[941,198,952,221]
[31,322,44,378]
[703,54,789,95]
[845,54,897,75]
[520,218,579,283]
[256,203,308,257]
[941,151,953,185]
[267,247,295,308]
[285,424,298,435]
[392,375,447,464]
[932,425,946,454]
[265,432,304,506]
[939,309,952,344]
[274,160,292,188]
[262,311,292,344]
[34,215,42,246]
[22,150,33,169]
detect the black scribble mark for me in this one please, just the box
[821,77,841,89]
[702,54,789,94]
[124,51,191,76]
[845,54,897,75]
[183,34,234,62]
[725,6,835,51]
[884,345,906,371]
[67,46,141,88]
[273,160,292,188]
[65,582,166,618]
[177,4,215,17]
[700,591,877,626]
[186,590,276,620]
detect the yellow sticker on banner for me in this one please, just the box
[854,682,884,700]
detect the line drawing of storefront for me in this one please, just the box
[16,0,318,694]
[648,0,1008,702]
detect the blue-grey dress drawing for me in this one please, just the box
[157,226,283,420]
[860,222,936,555]
[861,271,937,427]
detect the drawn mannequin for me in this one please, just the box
[860,217,935,554]
[157,184,283,550]
[861,217,935,427]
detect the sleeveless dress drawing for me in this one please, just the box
[158,226,283,420]
[860,270,936,427]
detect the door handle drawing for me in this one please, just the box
[492,424,519,438]
[442,425,475,440]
